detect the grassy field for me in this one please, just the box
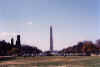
[0,56,100,67]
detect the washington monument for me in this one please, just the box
[50,26,53,52]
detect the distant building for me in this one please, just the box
[40,26,59,56]
[11,38,14,47]
[63,53,87,56]
[50,26,53,52]
[8,35,22,56]
[15,35,21,49]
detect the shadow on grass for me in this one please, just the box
[0,57,16,63]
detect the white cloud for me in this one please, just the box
[0,32,22,36]
[0,32,10,36]
[0,32,23,43]
[26,21,33,25]
[0,32,16,41]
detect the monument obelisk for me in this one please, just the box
[50,25,53,52]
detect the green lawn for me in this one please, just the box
[0,56,100,67]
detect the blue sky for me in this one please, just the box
[0,0,99,51]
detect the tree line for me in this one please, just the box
[59,40,100,56]
[0,40,42,56]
